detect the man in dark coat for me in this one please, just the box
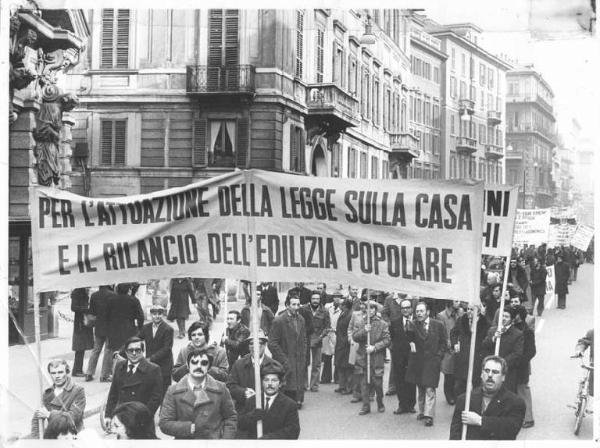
[138,304,174,396]
[268,295,307,409]
[481,307,524,392]
[238,361,300,439]
[221,310,250,369]
[227,330,279,412]
[554,253,570,309]
[507,259,528,303]
[390,296,417,414]
[104,336,163,428]
[405,301,447,427]
[334,298,353,394]
[451,303,490,398]
[450,355,526,440]
[168,277,196,338]
[86,285,115,382]
[70,288,94,377]
[259,282,280,315]
[529,256,548,316]
[353,301,390,415]
[513,305,536,428]
[106,283,145,353]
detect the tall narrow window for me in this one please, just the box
[371,156,379,179]
[208,9,239,90]
[209,120,236,167]
[331,143,341,177]
[372,76,380,126]
[333,43,345,88]
[295,10,304,78]
[316,27,324,83]
[101,119,127,166]
[360,152,367,179]
[348,147,357,178]
[101,9,130,69]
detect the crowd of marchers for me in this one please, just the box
[31,242,592,440]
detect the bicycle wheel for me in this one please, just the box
[574,395,588,436]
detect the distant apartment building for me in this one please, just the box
[425,21,511,182]
[505,65,556,208]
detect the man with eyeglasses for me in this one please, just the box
[160,348,237,439]
[450,355,526,440]
[227,330,279,412]
[104,336,163,430]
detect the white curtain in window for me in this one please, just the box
[210,121,221,153]
[226,121,236,152]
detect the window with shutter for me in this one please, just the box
[101,9,130,69]
[360,152,367,179]
[316,27,324,83]
[193,117,207,166]
[208,9,239,90]
[331,143,341,177]
[348,147,356,178]
[297,127,306,173]
[371,156,378,179]
[289,123,297,171]
[382,160,389,179]
[236,117,249,168]
[100,119,127,166]
[296,11,304,79]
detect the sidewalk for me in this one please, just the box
[6,299,241,441]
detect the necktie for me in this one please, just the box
[265,397,271,410]
[404,319,408,332]
[128,364,134,375]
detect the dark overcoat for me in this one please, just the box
[514,321,536,384]
[481,325,524,391]
[352,316,390,376]
[529,264,547,297]
[71,288,94,351]
[226,354,278,411]
[31,377,85,436]
[105,357,163,418]
[88,286,114,338]
[138,320,174,384]
[450,314,490,381]
[450,386,526,440]
[554,261,570,295]
[237,393,300,439]
[168,278,195,320]
[405,318,447,388]
[268,311,307,395]
[106,293,145,350]
[334,308,352,369]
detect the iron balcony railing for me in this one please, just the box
[186,65,255,94]
[305,83,360,121]
[456,136,477,153]
[485,144,504,159]
[389,132,420,157]
[487,110,502,125]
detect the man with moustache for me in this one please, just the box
[104,336,163,428]
[450,356,526,439]
[304,291,331,392]
[159,348,237,439]
[221,310,250,369]
[237,361,300,439]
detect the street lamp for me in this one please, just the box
[360,14,376,45]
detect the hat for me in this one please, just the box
[244,329,268,343]
[260,360,285,379]
[149,303,166,313]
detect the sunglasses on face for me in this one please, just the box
[189,359,210,366]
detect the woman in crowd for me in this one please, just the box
[111,402,158,440]
[43,412,78,440]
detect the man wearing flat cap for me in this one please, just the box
[238,361,300,439]
[138,303,174,396]
[227,330,279,413]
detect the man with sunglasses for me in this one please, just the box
[159,348,237,439]
[450,355,526,440]
[104,336,163,430]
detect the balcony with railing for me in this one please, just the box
[506,122,555,144]
[459,98,475,114]
[410,28,442,50]
[456,136,477,154]
[186,65,255,96]
[389,132,420,160]
[487,110,502,125]
[305,83,360,129]
[485,144,504,159]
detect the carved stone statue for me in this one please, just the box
[33,83,78,186]
[9,14,38,124]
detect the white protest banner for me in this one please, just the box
[482,185,519,256]
[569,224,594,251]
[548,207,577,247]
[31,170,485,303]
[513,208,551,246]
[544,265,556,309]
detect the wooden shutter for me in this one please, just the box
[101,120,113,165]
[116,10,130,68]
[236,117,249,168]
[193,117,207,166]
[114,120,127,165]
[331,143,340,177]
[224,10,239,89]
[316,28,324,83]
[289,123,297,171]
[208,9,223,90]
[295,11,304,79]
[101,9,114,68]
[298,128,305,173]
